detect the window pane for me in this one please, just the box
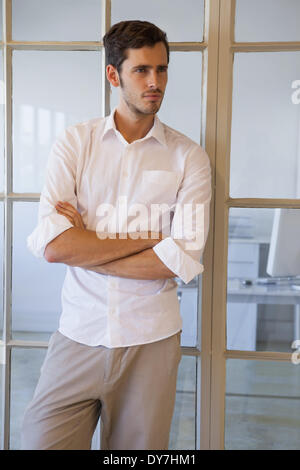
[12,0,102,41]
[227,207,300,353]
[111,51,202,144]
[10,347,47,450]
[225,359,300,449]
[160,52,202,144]
[12,202,67,342]
[230,52,300,198]
[0,202,3,337]
[235,0,300,42]
[169,356,197,449]
[111,50,203,347]
[111,0,205,42]
[0,48,4,193]
[177,277,200,348]
[12,50,102,193]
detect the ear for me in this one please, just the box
[106,64,120,88]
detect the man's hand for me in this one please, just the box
[55,201,85,230]
[46,201,163,267]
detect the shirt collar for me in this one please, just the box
[102,107,167,148]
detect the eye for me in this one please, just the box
[136,67,146,73]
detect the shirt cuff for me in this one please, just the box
[27,213,74,258]
[152,236,204,284]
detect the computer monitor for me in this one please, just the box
[267,208,300,278]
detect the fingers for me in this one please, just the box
[56,207,85,229]
[55,201,85,230]
[56,209,74,226]
[55,202,77,220]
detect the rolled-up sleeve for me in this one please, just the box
[153,145,211,284]
[27,127,79,258]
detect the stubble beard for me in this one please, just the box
[119,75,163,117]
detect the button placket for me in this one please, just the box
[107,275,120,346]
[120,147,129,187]
[107,277,115,311]
[118,146,132,221]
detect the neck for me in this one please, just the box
[114,102,155,144]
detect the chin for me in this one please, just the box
[135,107,158,116]
[130,100,161,116]
[143,103,162,114]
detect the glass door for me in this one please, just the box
[211,0,300,449]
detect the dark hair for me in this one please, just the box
[103,20,169,75]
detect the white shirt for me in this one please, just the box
[27,107,211,347]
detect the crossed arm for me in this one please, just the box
[44,201,176,280]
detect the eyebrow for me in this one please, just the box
[131,64,168,70]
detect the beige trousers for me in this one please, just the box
[21,330,182,450]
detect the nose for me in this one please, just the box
[147,70,159,89]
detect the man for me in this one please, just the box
[21,20,211,450]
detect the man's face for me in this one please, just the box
[117,42,168,116]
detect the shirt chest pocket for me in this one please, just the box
[136,170,181,205]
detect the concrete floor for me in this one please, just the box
[2,334,300,450]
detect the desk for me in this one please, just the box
[227,279,300,343]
